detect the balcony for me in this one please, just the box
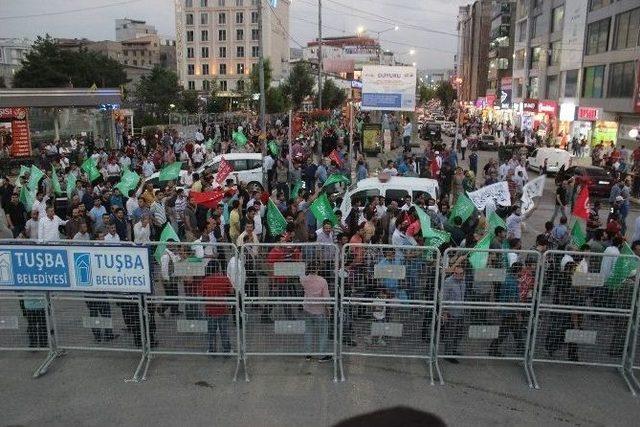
[490,24,510,40]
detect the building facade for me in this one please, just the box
[174,0,291,94]
[0,38,31,87]
[457,0,493,101]
[116,18,158,42]
[486,1,515,112]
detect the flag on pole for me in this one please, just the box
[487,212,507,236]
[570,219,587,248]
[51,166,63,195]
[606,243,639,289]
[449,194,475,224]
[154,223,181,262]
[310,192,337,226]
[573,186,590,221]
[27,165,44,191]
[66,172,77,199]
[469,233,492,269]
[290,179,303,200]
[322,173,350,189]
[266,198,287,236]
[19,186,35,212]
[158,161,182,182]
[232,131,248,147]
[328,149,344,167]
[215,157,234,184]
[415,206,451,246]
[268,140,280,156]
[115,169,141,195]
[81,158,101,182]
[190,190,224,209]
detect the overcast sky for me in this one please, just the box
[0,0,467,68]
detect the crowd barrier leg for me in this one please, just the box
[34,292,64,379]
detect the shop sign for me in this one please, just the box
[577,106,600,121]
[522,99,538,112]
[500,89,512,109]
[559,103,576,121]
[0,107,32,157]
[538,100,558,115]
[475,97,486,108]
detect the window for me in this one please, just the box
[237,63,245,74]
[583,65,605,98]
[251,0,258,5]
[549,42,561,66]
[517,21,526,42]
[614,8,640,50]
[251,11,259,24]
[201,46,209,58]
[236,12,243,24]
[219,29,226,41]
[185,0,193,7]
[251,46,260,57]
[124,60,128,65]
[202,64,209,75]
[252,29,260,41]
[187,47,194,58]
[219,13,226,25]
[531,15,541,38]
[220,80,227,91]
[237,80,245,91]
[585,18,610,55]
[219,46,227,57]
[218,0,225,6]
[551,6,564,33]
[236,0,243,5]
[203,80,211,91]
[530,46,541,69]
[564,69,579,97]
[513,79,522,98]
[219,63,227,75]
[201,0,208,6]
[133,50,137,56]
[546,74,559,99]
[237,46,245,57]
[236,29,244,41]
[385,189,409,204]
[589,0,613,12]
[200,13,208,25]
[528,76,539,98]
[186,13,194,25]
[187,64,195,75]
[133,59,138,66]
[201,30,209,41]
[187,30,194,42]
[608,61,635,97]
[188,81,195,90]
[123,50,129,56]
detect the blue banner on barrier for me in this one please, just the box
[0,244,153,293]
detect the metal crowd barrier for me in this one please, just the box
[435,248,541,387]
[140,242,243,382]
[530,250,640,393]
[239,243,339,381]
[339,244,440,384]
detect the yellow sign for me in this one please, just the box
[362,124,381,153]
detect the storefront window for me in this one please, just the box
[608,61,636,98]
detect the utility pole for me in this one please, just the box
[317,0,323,110]
[258,0,266,133]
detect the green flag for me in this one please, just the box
[487,212,507,236]
[233,131,248,146]
[27,165,44,191]
[415,206,450,246]
[66,172,77,199]
[268,140,280,156]
[570,219,587,248]
[205,138,214,151]
[469,233,492,269]
[158,161,182,181]
[322,173,350,189]
[19,186,35,212]
[51,166,63,195]
[267,198,287,236]
[415,205,432,239]
[310,192,337,226]
[154,223,181,262]
[605,243,638,289]
[449,194,475,224]
[290,179,303,200]
[18,165,30,178]
[119,169,140,191]
[81,158,101,182]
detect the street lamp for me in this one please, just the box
[356,25,365,35]
[359,25,399,65]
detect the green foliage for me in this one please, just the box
[0,76,6,88]
[180,89,200,114]
[13,35,127,88]
[283,62,315,110]
[135,66,182,117]
[320,79,346,109]
[206,79,226,113]
[266,86,290,113]
[435,81,457,109]
[418,81,436,104]
[249,58,273,92]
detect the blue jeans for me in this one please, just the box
[207,315,231,353]
[304,313,328,354]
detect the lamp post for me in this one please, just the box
[357,25,399,65]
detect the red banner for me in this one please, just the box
[522,99,538,112]
[577,107,600,121]
[0,108,32,157]
[538,100,558,116]
[215,157,234,185]
[328,149,343,167]
[190,190,224,209]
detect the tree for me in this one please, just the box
[135,66,182,117]
[435,81,457,109]
[266,86,289,113]
[321,79,346,109]
[418,81,436,104]
[13,35,127,88]
[0,76,6,88]
[206,79,226,113]
[283,62,315,110]
[180,89,200,113]
[249,58,273,93]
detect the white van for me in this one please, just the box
[197,153,265,191]
[526,147,573,174]
[339,176,440,216]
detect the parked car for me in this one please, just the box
[441,121,456,136]
[197,153,265,191]
[555,165,614,199]
[526,147,573,174]
[420,121,442,142]
[477,134,498,150]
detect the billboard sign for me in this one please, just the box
[361,66,417,111]
[0,244,153,293]
[0,108,32,157]
[577,106,601,121]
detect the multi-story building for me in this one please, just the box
[174,0,291,94]
[116,18,158,42]
[487,1,515,114]
[0,38,31,87]
[457,0,493,102]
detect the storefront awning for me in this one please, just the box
[0,88,122,108]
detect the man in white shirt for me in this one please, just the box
[245,206,262,240]
[24,210,40,239]
[601,237,623,278]
[133,215,151,243]
[103,224,121,242]
[506,207,523,239]
[31,192,49,220]
[192,230,216,258]
[38,206,67,241]
[236,222,260,247]
[460,136,469,160]
[73,222,91,240]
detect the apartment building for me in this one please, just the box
[486,1,515,112]
[0,38,31,87]
[175,0,290,94]
[457,0,493,102]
